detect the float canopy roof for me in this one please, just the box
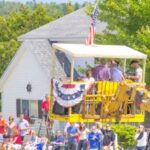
[52,43,147,59]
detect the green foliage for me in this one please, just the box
[112,124,136,148]
[0,40,19,76]
[66,0,75,14]
[77,62,92,75]
[89,0,150,85]
[0,3,55,77]
[0,1,83,77]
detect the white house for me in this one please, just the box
[0,8,106,120]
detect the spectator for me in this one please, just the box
[3,116,16,143]
[135,125,147,150]
[24,130,38,150]
[17,113,29,141]
[92,60,110,81]
[67,122,78,150]
[126,60,143,82]
[36,137,48,150]
[108,60,124,82]
[103,124,115,150]
[95,122,105,135]
[6,116,16,137]
[95,122,104,150]
[78,123,89,150]
[88,126,100,150]
[50,130,64,150]
[64,122,79,134]
[42,94,50,123]
[7,128,22,150]
[0,112,6,136]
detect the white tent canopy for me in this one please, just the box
[52,43,147,59]
[52,43,147,82]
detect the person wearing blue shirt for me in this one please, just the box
[67,122,78,150]
[51,130,64,150]
[108,60,123,82]
[88,126,100,150]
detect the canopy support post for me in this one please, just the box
[123,59,127,72]
[143,59,146,82]
[71,58,75,82]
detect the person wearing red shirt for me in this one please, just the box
[4,128,22,150]
[0,112,6,135]
[41,94,50,123]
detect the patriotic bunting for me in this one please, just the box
[52,79,86,108]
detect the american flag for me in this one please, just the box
[85,3,99,45]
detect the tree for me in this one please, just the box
[0,2,83,77]
[66,0,74,14]
[0,3,54,77]
[74,2,80,10]
[89,0,150,85]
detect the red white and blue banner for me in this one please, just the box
[52,79,86,107]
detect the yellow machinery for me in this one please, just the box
[49,43,149,123]
[50,80,150,123]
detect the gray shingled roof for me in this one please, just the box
[16,8,107,81]
[28,40,66,80]
[18,8,106,41]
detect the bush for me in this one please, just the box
[111,124,136,148]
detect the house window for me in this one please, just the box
[16,99,42,118]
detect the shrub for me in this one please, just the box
[111,124,136,148]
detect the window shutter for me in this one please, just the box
[38,100,42,119]
[16,99,21,117]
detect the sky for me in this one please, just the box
[5,0,94,3]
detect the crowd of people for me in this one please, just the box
[64,122,116,150]
[1,110,150,150]
[0,112,117,150]
[83,59,143,83]
[0,112,48,150]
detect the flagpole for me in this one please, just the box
[85,1,99,45]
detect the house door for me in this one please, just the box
[22,100,29,116]
[29,101,38,118]
[16,99,42,118]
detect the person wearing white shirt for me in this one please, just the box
[127,60,143,82]
[17,113,29,141]
[83,70,95,94]
[84,70,95,84]
[78,123,89,150]
[135,125,147,150]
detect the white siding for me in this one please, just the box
[2,46,49,119]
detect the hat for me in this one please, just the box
[130,60,139,65]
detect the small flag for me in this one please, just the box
[85,3,99,45]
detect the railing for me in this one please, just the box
[82,94,102,119]
[50,80,146,122]
[81,81,141,120]
[96,81,119,95]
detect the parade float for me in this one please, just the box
[49,43,150,123]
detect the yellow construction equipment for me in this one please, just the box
[49,43,148,123]
[50,80,149,123]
